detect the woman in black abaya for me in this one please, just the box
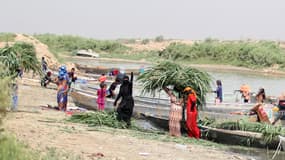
[114,72,134,126]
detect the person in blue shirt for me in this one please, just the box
[214,80,223,103]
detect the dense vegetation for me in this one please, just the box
[0,77,10,124]
[31,34,285,69]
[0,42,44,159]
[0,33,16,42]
[159,39,285,68]
[34,34,129,54]
[137,61,212,106]
[0,42,41,78]
[0,42,41,117]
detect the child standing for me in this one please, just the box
[97,83,107,111]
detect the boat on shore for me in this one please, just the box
[201,126,280,149]
[70,87,255,121]
[75,63,140,75]
[70,86,282,149]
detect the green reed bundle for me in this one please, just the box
[137,61,212,106]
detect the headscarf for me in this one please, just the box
[184,87,197,112]
[184,87,197,97]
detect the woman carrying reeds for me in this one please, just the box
[163,86,182,137]
[184,87,200,138]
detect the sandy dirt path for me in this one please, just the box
[4,79,247,160]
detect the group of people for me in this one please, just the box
[163,86,200,138]
[96,72,134,127]
[212,79,285,126]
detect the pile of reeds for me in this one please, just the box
[203,119,285,143]
[137,61,212,106]
[68,111,129,129]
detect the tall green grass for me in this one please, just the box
[159,39,285,68]
[0,77,10,125]
[0,135,82,160]
[34,34,129,55]
[0,136,36,160]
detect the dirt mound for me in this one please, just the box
[14,34,61,70]
[125,40,193,52]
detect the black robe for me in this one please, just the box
[114,73,134,125]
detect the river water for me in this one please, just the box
[70,57,285,160]
[69,57,285,98]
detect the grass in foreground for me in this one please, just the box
[0,135,35,160]
[0,134,82,160]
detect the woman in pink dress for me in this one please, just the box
[97,83,107,111]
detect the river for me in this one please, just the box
[69,57,285,99]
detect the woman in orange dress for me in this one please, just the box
[240,84,251,103]
[163,86,182,137]
[184,87,200,138]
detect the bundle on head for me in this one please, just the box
[137,61,212,107]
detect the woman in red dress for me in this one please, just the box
[184,87,200,139]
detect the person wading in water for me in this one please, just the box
[231,88,270,124]
[114,72,134,127]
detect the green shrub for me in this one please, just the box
[141,39,150,45]
[0,77,10,124]
[34,34,129,54]
[0,42,41,78]
[159,40,285,68]
[0,136,36,160]
[154,35,164,42]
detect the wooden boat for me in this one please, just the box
[201,126,280,149]
[70,87,253,121]
[70,88,282,149]
[75,63,140,75]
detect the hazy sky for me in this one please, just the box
[1,0,284,40]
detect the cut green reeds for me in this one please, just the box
[68,111,129,129]
[202,119,285,144]
[137,61,212,106]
